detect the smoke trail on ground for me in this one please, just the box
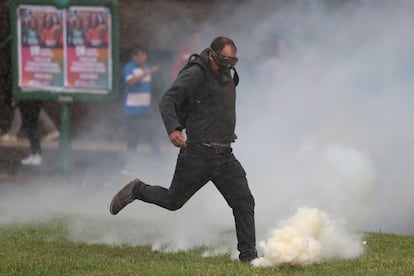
[0,166,238,257]
[253,207,364,267]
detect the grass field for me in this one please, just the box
[0,220,413,275]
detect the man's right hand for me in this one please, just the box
[169,130,187,148]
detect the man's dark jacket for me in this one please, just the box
[159,48,237,144]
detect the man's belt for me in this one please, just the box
[201,142,231,148]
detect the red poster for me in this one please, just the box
[17,5,112,94]
[18,6,65,90]
[65,7,111,93]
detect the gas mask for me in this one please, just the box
[210,48,239,83]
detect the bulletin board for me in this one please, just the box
[10,0,119,102]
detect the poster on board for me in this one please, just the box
[16,5,112,94]
[18,5,65,90]
[65,6,111,92]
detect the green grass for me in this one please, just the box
[0,220,413,275]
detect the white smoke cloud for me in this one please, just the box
[1,0,413,265]
[253,207,364,267]
[234,0,414,236]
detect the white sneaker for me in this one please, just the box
[0,134,18,142]
[42,131,60,141]
[21,154,43,165]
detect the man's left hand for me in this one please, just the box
[169,130,187,148]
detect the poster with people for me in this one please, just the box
[17,5,112,94]
[65,7,111,92]
[18,6,65,90]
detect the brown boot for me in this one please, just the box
[109,179,141,215]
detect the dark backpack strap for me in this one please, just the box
[232,68,239,87]
[188,53,200,63]
[174,53,205,129]
[178,53,204,76]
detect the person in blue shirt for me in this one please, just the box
[123,45,159,154]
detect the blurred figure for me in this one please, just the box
[122,45,159,163]
[68,16,86,46]
[0,0,12,138]
[260,37,291,78]
[170,31,202,81]
[86,13,107,47]
[22,15,40,46]
[0,101,59,142]
[1,99,21,142]
[19,101,43,165]
[40,13,62,47]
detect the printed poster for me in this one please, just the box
[17,5,112,94]
[65,7,111,92]
[18,6,65,90]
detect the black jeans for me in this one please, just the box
[19,101,42,155]
[133,143,257,261]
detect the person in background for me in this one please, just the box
[170,31,202,81]
[0,101,59,142]
[19,101,43,165]
[122,45,159,164]
[0,0,12,139]
[110,37,257,263]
